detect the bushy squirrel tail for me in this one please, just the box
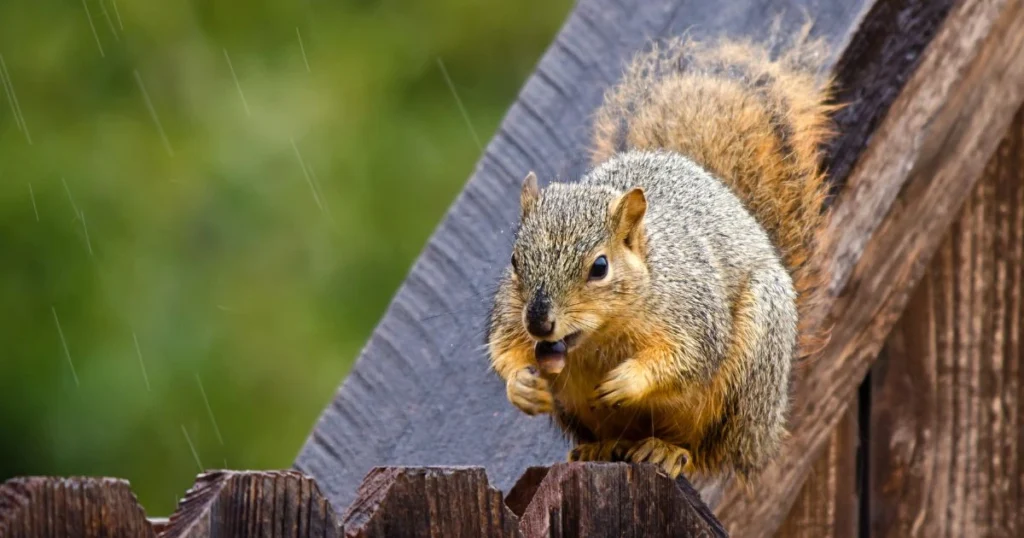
[590,23,838,360]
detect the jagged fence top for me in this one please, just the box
[0,463,726,538]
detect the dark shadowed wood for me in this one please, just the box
[0,476,156,538]
[160,470,341,538]
[868,107,1024,538]
[710,0,1024,534]
[150,518,170,534]
[294,0,946,513]
[342,467,519,538]
[774,404,859,538]
[822,0,957,189]
[503,466,550,518]
[516,463,727,538]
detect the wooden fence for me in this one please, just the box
[0,464,726,537]
[4,0,1024,535]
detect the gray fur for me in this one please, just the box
[496,149,799,477]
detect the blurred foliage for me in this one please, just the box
[0,0,571,514]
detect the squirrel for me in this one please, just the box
[485,28,837,483]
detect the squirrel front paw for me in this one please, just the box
[626,437,693,479]
[591,360,653,408]
[506,366,554,416]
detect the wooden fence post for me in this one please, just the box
[0,477,156,538]
[511,463,726,538]
[341,467,519,538]
[160,471,341,538]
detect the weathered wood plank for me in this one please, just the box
[774,403,859,538]
[868,107,1024,538]
[340,464,722,537]
[514,463,727,538]
[160,470,341,538]
[342,467,520,538]
[711,1,1024,534]
[293,0,939,513]
[0,465,721,538]
[0,477,156,538]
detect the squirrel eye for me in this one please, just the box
[588,255,609,281]
[510,253,519,273]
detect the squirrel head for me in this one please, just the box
[504,171,650,350]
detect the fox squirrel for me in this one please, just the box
[486,30,836,482]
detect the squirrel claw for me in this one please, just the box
[507,367,554,416]
[591,362,648,408]
[626,437,693,479]
[568,440,634,463]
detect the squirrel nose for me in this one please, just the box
[527,318,555,338]
[525,291,556,338]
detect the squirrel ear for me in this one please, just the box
[520,171,540,217]
[611,187,647,249]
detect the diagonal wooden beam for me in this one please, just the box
[294,1,1024,535]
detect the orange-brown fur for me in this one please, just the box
[591,29,837,360]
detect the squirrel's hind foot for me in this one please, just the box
[626,437,694,479]
[568,440,634,463]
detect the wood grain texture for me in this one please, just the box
[503,467,551,519]
[774,404,859,538]
[516,463,727,538]
[868,107,1024,538]
[0,465,722,538]
[822,0,957,189]
[294,0,950,514]
[161,470,341,538]
[0,476,156,538]
[711,1,1024,535]
[340,463,723,537]
[342,467,519,538]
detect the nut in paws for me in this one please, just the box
[506,366,553,415]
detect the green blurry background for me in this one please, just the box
[0,0,571,515]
